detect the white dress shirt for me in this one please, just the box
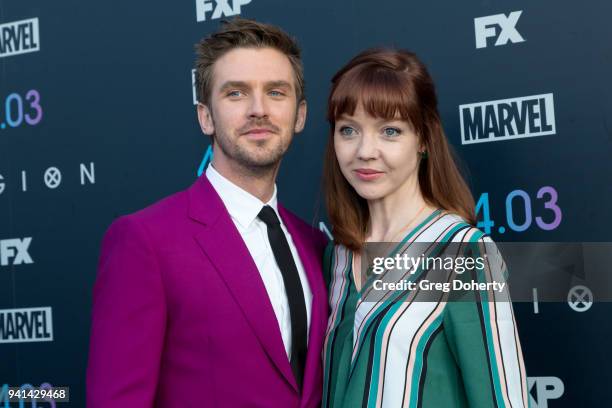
[206,164,312,358]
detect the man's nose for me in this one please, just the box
[247,92,268,118]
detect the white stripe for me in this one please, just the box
[481,236,527,407]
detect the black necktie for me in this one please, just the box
[257,205,307,390]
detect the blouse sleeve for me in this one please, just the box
[443,233,529,407]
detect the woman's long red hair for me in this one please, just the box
[324,48,476,250]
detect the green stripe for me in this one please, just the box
[469,232,506,408]
[351,210,445,359]
[358,222,472,403]
[408,314,445,407]
[323,247,352,407]
[366,290,412,407]
[360,209,442,292]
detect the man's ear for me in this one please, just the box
[197,103,215,135]
[294,100,307,133]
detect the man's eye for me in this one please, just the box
[227,90,243,97]
[339,126,355,136]
[383,127,402,137]
[269,90,285,97]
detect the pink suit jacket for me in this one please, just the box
[86,175,329,407]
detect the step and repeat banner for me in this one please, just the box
[1,0,611,406]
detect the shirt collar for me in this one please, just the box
[206,164,279,229]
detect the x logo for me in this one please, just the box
[44,167,61,188]
[567,285,593,312]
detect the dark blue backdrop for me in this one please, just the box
[1,0,611,406]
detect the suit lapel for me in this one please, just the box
[188,176,298,392]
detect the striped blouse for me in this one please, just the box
[322,209,528,408]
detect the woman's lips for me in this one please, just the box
[353,168,384,181]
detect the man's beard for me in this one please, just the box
[213,118,292,174]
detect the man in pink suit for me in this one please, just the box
[87,18,328,407]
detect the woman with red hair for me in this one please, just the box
[322,48,528,408]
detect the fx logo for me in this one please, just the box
[0,238,33,266]
[196,0,252,22]
[528,376,564,408]
[474,11,525,49]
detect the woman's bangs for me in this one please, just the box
[329,66,413,122]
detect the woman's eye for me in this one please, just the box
[339,126,356,136]
[383,127,401,137]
